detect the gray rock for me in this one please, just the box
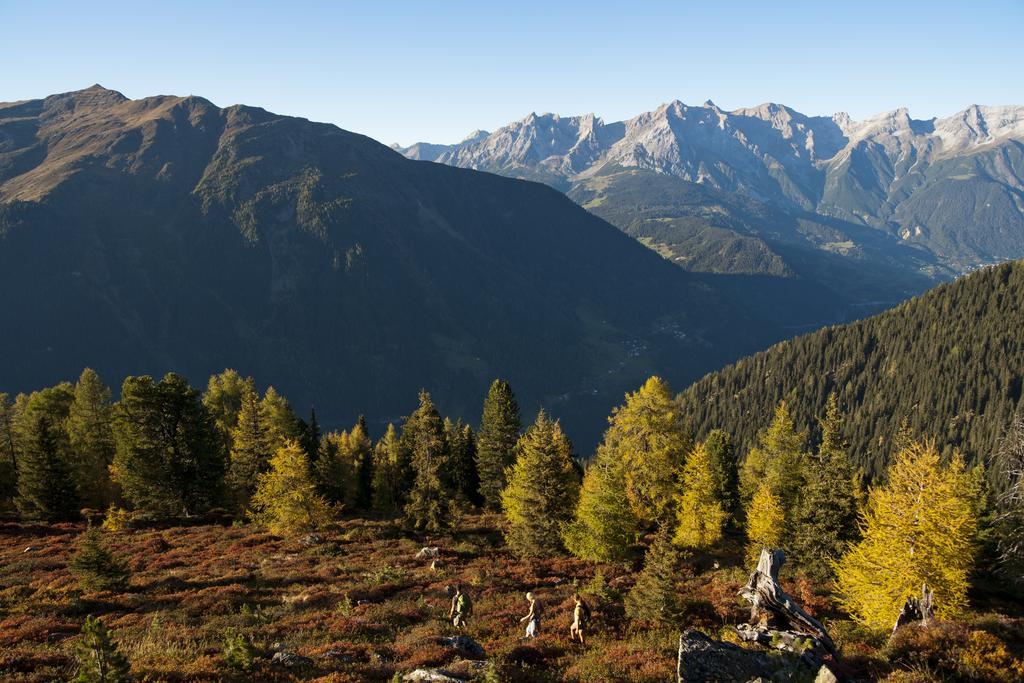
[402,669,464,682]
[300,533,324,547]
[271,650,313,669]
[439,635,486,659]
[677,630,773,683]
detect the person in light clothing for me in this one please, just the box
[520,591,541,638]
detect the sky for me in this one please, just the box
[2,0,1022,146]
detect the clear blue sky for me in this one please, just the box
[3,0,1022,146]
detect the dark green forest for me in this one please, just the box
[677,260,1024,475]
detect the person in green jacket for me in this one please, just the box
[449,583,472,628]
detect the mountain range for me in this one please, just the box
[0,86,847,449]
[394,101,1024,273]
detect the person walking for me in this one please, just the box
[569,592,591,645]
[449,583,472,628]
[520,591,541,638]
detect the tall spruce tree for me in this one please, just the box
[301,407,322,464]
[600,377,689,525]
[0,393,17,504]
[15,413,80,521]
[673,441,729,549]
[226,380,272,511]
[315,422,370,509]
[475,379,521,511]
[790,394,859,578]
[740,402,807,509]
[260,387,304,454]
[703,429,739,519]
[111,374,224,517]
[563,446,639,562]
[67,369,116,510]
[403,391,454,531]
[501,410,580,557]
[836,441,978,630]
[446,418,480,506]
[371,423,403,514]
[624,525,682,626]
[995,416,1024,584]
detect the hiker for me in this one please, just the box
[520,591,541,638]
[448,583,472,628]
[569,592,591,645]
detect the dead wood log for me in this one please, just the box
[891,584,935,636]
[738,548,838,658]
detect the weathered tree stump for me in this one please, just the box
[891,584,935,636]
[738,548,838,659]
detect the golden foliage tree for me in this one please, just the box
[563,447,639,562]
[745,479,785,564]
[601,377,688,525]
[250,440,334,535]
[835,441,978,630]
[674,441,729,548]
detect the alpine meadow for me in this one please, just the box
[2,2,1024,682]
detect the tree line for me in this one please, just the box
[3,367,1022,634]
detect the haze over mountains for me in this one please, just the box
[0,85,846,449]
[395,100,1024,273]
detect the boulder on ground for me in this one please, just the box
[677,630,773,683]
[402,668,465,682]
[271,650,313,669]
[415,547,440,559]
[439,635,486,659]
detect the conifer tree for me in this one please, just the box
[15,412,80,521]
[226,380,272,511]
[745,480,785,564]
[476,379,521,511]
[354,415,375,509]
[71,526,130,592]
[563,445,639,562]
[260,386,304,454]
[601,377,689,525]
[835,442,978,630]
[703,429,739,518]
[111,374,224,517]
[371,423,403,514]
[740,401,807,509]
[501,410,580,557]
[301,407,321,464]
[674,442,729,549]
[315,422,370,508]
[202,369,248,454]
[67,369,116,509]
[74,615,132,683]
[625,525,682,626]
[446,418,480,506]
[790,394,858,578]
[0,392,19,504]
[403,391,453,531]
[995,416,1024,583]
[251,440,334,535]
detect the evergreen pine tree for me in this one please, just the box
[67,369,116,509]
[703,429,739,518]
[745,480,785,565]
[501,410,580,557]
[260,387,304,454]
[74,615,132,683]
[315,423,370,508]
[563,444,639,563]
[475,379,521,511]
[403,391,454,531]
[355,415,375,509]
[446,418,480,506]
[71,526,130,592]
[371,423,403,514]
[600,377,689,525]
[624,525,682,626]
[995,416,1024,584]
[301,407,321,464]
[790,394,859,578]
[0,392,19,504]
[835,441,978,630]
[111,374,224,517]
[673,441,729,549]
[226,380,272,511]
[251,441,334,535]
[15,413,79,521]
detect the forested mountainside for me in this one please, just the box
[677,260,1024,475]
[1,86,827,449]
[398,101,1024,275]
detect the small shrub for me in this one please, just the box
[222,630,257,673]
[74,615,132,683]
[102,507,132,532]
